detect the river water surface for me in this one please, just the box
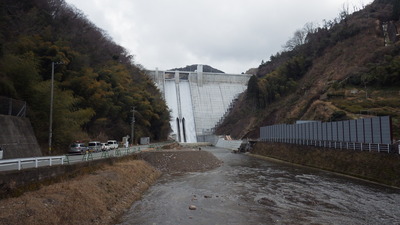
[118,147,400,225]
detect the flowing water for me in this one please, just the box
[118,147,400,225]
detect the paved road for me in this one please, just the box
[0,145,151,172]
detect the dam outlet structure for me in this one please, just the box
[147,65,251,143]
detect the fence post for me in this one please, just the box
[35,158,38,168]
[8,98,12,115]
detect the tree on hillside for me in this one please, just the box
[0,0,170,153]
[284,22,317,51]
[393,0,400,20]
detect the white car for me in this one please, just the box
[101,143,110,151]
[107,140,118,149]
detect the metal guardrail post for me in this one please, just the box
[101,150,109,158]
[115,148,121,157]
[82,151,93,161]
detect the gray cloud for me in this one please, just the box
[66,0,372,73]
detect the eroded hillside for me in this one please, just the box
[217,0,400,140]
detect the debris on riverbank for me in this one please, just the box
[140,149,222,173]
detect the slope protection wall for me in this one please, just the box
[0,115,42,159]
[190,81,247,135]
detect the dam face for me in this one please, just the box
[147,65,250,143]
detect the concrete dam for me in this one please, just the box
[147,65,251,143]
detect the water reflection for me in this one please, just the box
[118,147,400,225]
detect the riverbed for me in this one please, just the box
[118,147,400,225]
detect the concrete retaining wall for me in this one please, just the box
[0,115,42,159]
[0,154,139,199]
[252,142,400,188]
[215,138,243,150]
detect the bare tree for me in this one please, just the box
[284,22,317,50]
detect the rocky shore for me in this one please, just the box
[0,147,222,225]
[140,149,222,173]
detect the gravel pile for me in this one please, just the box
[139,149,222,173]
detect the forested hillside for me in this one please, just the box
[0,0,170,154]
[217,0,400,140]
[169,64,225,73]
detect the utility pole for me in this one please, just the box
[48,62,55,155]
[49,61,63,155]
[131,106,136,145]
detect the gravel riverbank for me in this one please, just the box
[140,149,222,173]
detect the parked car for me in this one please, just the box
[107,140,119,149]
[69,142,88,154]
[88,141,102,152]
[101,142,110,151]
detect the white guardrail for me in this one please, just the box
[0,156,65,171]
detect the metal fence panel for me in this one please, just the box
[337,121,344,141]
[349,120,357,142]
[364,118,373,143]
[259,116,391,145]
[381,116,392,144]
[327,123,332,141]
[372,117,381,144]
[343,121,350,142]
[290,124,293,140]
[317,122,322,141]
[332,122,338,141]
[321,123,326,141]
[312,122,316,140]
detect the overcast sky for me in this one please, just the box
[65,0,373,74]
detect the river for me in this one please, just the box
[118,147,400,225]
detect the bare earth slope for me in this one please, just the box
[0,149,222,225]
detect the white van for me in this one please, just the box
[107,140,118,149]
[88,141,102,152]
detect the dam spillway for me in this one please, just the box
[147,65,251,143]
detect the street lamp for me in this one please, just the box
[131,106,136,145]
[48,61,63,154]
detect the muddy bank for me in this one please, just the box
[0,160,160,225]
[140,149,222,173]
[252,142,400,188]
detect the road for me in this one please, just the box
[0,145,149,172]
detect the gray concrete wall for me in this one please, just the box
[0,115,42,159]
[147,67,250,142]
